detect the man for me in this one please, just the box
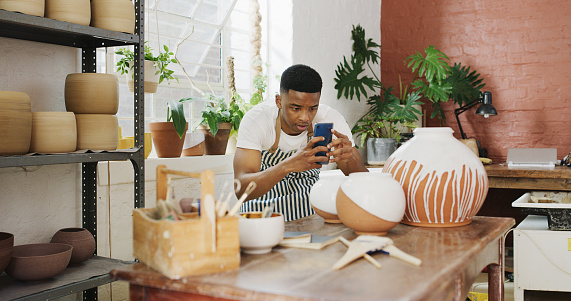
[234,64,368,221]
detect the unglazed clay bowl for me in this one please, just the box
[5,243,72,281]
[309,173,346,223]
[75,114,118,151]
[0,232,14,274]
[238,212,284,255]
[336,172,406,235]
[65,73,119,114]
[30,112,77,153]
[50,228,95,265]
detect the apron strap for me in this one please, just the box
[269,110,314,154]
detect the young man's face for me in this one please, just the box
[276,89,320,136]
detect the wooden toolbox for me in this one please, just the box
[133,165,240,279]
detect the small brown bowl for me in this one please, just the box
[50,228,95,265]
[0,232,14,273]
[6,243,72,281]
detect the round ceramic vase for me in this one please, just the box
[50,228,95,265]
[45,0,91,26]
[336,172,406,235]
[382,127,488,227]
[0,91,32,155]
[309,174,346,223]
[90,0,136,34]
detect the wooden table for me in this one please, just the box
[112,215,514,301]
[485,164,571,191]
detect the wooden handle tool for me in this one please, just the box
[227,181,257,216]
[382,244,422,266]
[339,237,381,269]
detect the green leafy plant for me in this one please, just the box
[115,42,178,84]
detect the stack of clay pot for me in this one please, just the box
[65,73,119,151]
[0,91,33,155]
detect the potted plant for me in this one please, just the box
[115,42,178,93]
[147,100,188,158]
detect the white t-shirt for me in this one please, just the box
[237,101,354,153]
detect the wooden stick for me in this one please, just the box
[227,181,257,216]
[382,244,422,266]
[339,237,381,269]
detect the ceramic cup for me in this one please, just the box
[238,212,284,254]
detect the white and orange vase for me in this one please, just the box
[382,127,488,227]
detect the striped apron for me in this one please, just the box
[240,114,320,222]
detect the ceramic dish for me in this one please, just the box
[5,243,72,281]
[238,212,284,254]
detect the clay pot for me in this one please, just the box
[50,228,95,265]
[382,127,489,227]
[0,232,14,274]
[90,0,135,34]
[336,172,406,235]
[182,131,205,156]
[65,73,119,114]
[5,243,72,281]
[0,91,32,155]
[309,174,346,223]
[126,60,160,93]
[45,0,91,26]
[30,112,77,153]
[75,114,118,150]
[197,123,232,155]
[149,122,188,158]
[0,0,44,17]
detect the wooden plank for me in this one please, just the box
[485,164,571,191]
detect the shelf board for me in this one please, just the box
[0,148,142,168]
[0,9,139,48]
[0,256,133,301]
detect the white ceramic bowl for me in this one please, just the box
[238,212,284,255]
[336,172,406,235]
[309,174,346,223]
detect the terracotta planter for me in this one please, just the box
[127,60,160,93]
[65,73,119,114]
[0,232,14,274]
[0,91,32,155]
[5,243,72,281]
[149,122,188,158]
[0,0,44,17]
[197,123,232,155]
[182,131,205,156]
[45,0,91,26]
[75,114,118,150]
[50,228,95,265]
[90,0,135,34]
[30,112,77,153]
[336,172,406,235]
[382,127,488,227]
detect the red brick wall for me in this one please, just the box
[381,0,571,162]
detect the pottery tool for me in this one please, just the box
[203,193,216,252]
[227,181,257,216]
[262,202,275,218]
[333,235,391,270]
[216,181,231,211]
[380,244,422,266]
[339,236,381,269]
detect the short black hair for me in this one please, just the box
[280,64,323,94]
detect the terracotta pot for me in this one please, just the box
[182,131,205,156]
[5,243,72,281]
[127,60,160,93]
[65,73,119,114]
[45,0,91,26]
[197,123,232,155]
[149,122,188,158]
[30,112,77,153]
[309,174,346,223]
[0,91,32,155]
[90,0,135,34]
[382,127,489,227]
[50,228,95,265]
[0,0,44,17]
[0,232,14,274]
[336,172,406,235]
[75,114,118,150]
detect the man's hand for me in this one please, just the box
[282,136,329,173]
[328,129,355,164]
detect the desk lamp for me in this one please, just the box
[454,91,497,157]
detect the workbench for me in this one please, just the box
[112,215,514,301]
[485,164,571,191]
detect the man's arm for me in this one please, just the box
[329,129,368,175]
[233,137,328,200]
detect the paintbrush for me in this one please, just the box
[227,181,257,216]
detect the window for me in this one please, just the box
[103,0,257,138]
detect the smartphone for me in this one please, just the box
[313,123,333,165]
